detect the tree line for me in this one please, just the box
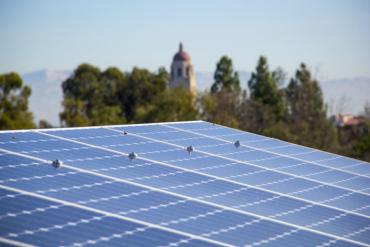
[0,56,369,161]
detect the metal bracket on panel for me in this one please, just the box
[128,152,138,160]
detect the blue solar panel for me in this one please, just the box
[0,120,369,246]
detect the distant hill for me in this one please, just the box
[22,70,370,126]
[320,77,370,115]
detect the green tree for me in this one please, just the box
[135,86,197,122]
[38,119,53,129]
[0,72,35,130]
[119,67,168,122]
[60,64,125,127]
[200,90,241,128]
[286,63,337,149]
[211,56,240,93]
[248,56,285,119]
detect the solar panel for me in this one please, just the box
[0,120,369,247]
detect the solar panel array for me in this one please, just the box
[0,120,369,247]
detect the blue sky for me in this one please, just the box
[1,0,369,80]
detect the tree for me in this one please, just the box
[200,90,241,128]
[60,64,169,126]
[286,63,337,149]
[363,101,370,118]
[38,120,53,129]
[135,86,197,123]
[119,67,168,122]
[60,64,125,127]
[0,72,35,130]
[248,56,285,119]
[211,56,240,93]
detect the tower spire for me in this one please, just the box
[179,42,183,52]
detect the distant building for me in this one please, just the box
[330,114,366,127]
[169,43,196,95]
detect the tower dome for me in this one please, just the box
[173,43,191,62]
[169,43,196,95]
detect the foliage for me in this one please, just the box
[211,56,240,93]
[352,133,370,161]
[60,64,181,126]
[0,72,35,130]
[135,86,197,123]
[120,67,168,122]
[37,57,370,161]
[286,63,337,149]
[38,120,53,129]
[60,64,128,126]
[248,56,286,119]
[200,90,241,128]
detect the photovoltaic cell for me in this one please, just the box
[0,120,369,247]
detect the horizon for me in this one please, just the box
[1,0,370,81]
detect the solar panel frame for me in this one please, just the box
[0,120,369,246]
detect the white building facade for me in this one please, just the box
[169,43,196,95]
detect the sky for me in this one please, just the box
[1,0,369,80]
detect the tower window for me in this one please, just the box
[186,67,190,77]
[177,68,182,76]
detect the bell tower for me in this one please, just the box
[169,43,196,95]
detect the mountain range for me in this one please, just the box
[22,70,370,126]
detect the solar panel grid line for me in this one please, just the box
[159,238,192,247]
[161,127,369,181]
[0,184,230,247]
[76,189,151,205]
[0,193,23,202]
[35,180,115,194]
[201,218,262,237]
[0,204,64,221]
[162,154,209,163]
[164,123,370,181]
[0,170,80,184]
[29,132,370,245]
[248,228,300,247]
[318,226,370,247]
[20,146,91,155]
[263,144,295,151]
[288,150,320,157]
[0,121,206,134]
[0,146,344,236]
[116,144,364,197]
[64,154,122,163]
[1,141,366,246]
[1,122,366,246]
[102,127,370,218]
[0,149,326,247]
[125,126,370,198]
[5,178,364,239]
[0,161,43,170]
[1,154,368,228]
[90,160,154,172]
[342,162,368,169]
[276,161,314,171]
[34,133,370,230]
[0,138,59,145]
[2,189,214,247]
[36,129,370,219]
[60,226,150,247]
[302,168,336,177]
[4,214,107,239]
[0,236,35,247]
